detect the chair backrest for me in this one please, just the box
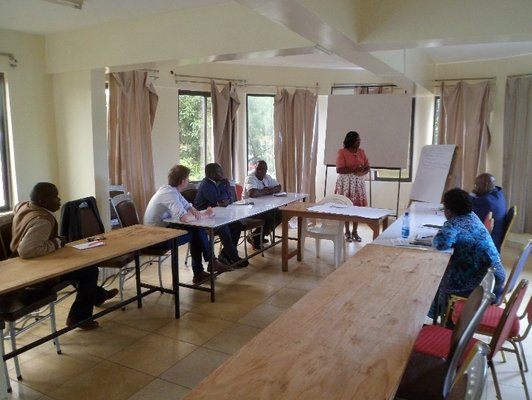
[480,268,495,295]
[60,197,105,241]
[313,195,353,229]
[497,239,532,305]
[443,285,494,397]
[235,184,244,200]
[489,279,529,358]
[448,342,490,400]
[0,214,13,261]
[111,193,140,227]
[499,205,517,252]
[181,188,198,204]
[109,184,126,199]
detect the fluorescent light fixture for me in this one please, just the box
[42,0,84,9]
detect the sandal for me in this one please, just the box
[352,233,362,242]
[345,233,353,243]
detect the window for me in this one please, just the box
[246,94,275,177]
[0,73,12,211]
[433,96,441,144]
[178,91,213,181]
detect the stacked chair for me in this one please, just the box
[396,271,495,399]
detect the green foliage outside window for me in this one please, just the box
[247,95,276,177]
[178,93,212,181]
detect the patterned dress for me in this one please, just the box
[334,147,369,206]
[433,212,506,308]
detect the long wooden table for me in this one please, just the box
[185,244,450,399]
[281,202,390,271]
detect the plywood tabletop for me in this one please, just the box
[185,244,450,400]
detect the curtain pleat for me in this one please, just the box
[107,71,157,220]
[274,89,318,201]
[438,81,492,191]
[211,81,240,179]
[503,76,532,233]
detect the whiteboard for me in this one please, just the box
[324,94,412,168]
[410,145,456,203]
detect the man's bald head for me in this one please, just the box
[474,173,496,196]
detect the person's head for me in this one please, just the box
[168,165,190,189]
[30,182,61,212]
[442,188,473,219]
[343,131,361,150]
[255,160,268,180]
[205,163,224,182]
[473,173,496,196]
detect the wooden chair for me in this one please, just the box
[396,284,494,399]
[111,193,191,289]
[451,279,530,399]
[109,183,126,229]
[301,194,352,267]
[496,239,531,305]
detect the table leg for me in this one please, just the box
[282,212,289,271]
[135,253,142,309]
[171,238,180,319]
[296,216,302,261]
[209,228,216,303]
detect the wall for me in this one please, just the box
[0,29,58,204]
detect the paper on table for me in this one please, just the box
[71,241,105,250]
[273,192,287,197]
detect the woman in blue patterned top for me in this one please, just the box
[431,188,506,318]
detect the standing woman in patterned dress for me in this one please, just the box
[335,131,370,242]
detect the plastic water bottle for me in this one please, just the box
[401,211,410,238]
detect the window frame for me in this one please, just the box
[0,73,12,211]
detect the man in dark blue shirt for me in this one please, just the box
[471,173,507,252]
[194,163,247,268]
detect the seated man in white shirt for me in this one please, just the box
[144,165,231,285]
[243,160,283,249]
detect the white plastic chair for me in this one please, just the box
[300,194,352,267]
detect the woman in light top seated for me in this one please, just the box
[143,165,231,285]
[430,188,506,319]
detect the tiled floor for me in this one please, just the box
[3,226,532,399]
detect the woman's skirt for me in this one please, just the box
[335,174,367,206]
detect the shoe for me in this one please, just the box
[246,236,262,250]
[208,260,234,274]
[353,233,362,242]
[192,271,211,285]
[66,317,100,331]
[345,233,353,243]
[262,237,270,244]
[233,257,249,269]
[95,288,119,307]
[217,252,232,266]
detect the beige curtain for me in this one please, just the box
[274,89,318,201]
[503,76,532,233]
[108,71,158,220]
[211,80,240,180]
[438,81,493,191]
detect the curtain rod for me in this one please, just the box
[507,72,532,79]
[170,71,246,85]
[244,82,319,90]
[435,76,495,82]
[332,83,397,87]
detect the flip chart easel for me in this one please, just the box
[410,145,456,203]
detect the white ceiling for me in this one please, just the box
[2,0,532,70]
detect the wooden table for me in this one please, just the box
[185,244,450,400]
[165,193,307,301]
[281,202,390,271]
